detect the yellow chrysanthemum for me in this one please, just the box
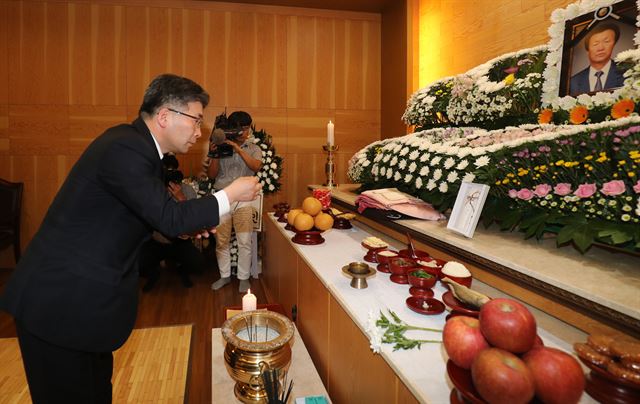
[504,73,515,85]
[569,105,588,124]
[611,99,635,119]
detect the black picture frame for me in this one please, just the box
[559,0,638,97]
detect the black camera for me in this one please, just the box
[208,111,243,159]
[164,169,184,186]
[162,154,184,185]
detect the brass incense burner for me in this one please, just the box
[221,310,295,403]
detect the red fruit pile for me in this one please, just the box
[442,298,585,404]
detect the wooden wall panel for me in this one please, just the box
[7,1,69,105]
[0,1,8,105]
[417,0,574,87]
[0,0,381,265]
[68,3,126,106]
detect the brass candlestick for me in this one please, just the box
[322,144,338,188]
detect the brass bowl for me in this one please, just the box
[342,262,376,289]
[221,310,295,403]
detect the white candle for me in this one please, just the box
[327,120,334,146]
[242,289,257,311]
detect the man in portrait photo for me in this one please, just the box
[569,22,625,96]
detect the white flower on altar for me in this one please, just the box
[456,159,469,170]
[415,177,423,189]
[268,184,275,191]
[462,172,476,183]
[400,147,409,156]
[420,153,430,162]
[474,156,490,168]
[383,154,391,163]
[266,178,271,184]
[419,166,430,176]
[365,310,382,354]
[409,150,419,160]
[635,197,640,216]
[427,179,437,190]
[270,162,277,169]
[269,169,274,175]
[439,182,448,193]
[447,171,459,183]
[390,156,398,166]
[404,174,413,183]
[380,167,386,176]
[393,144,402,153]
[408,162,417,173]
[273,173,279,179]
[433,168,443,181]
[444,157,456,169]
[399,160,407,170]
[430,156,442,166]
[386,169,393,179]
[394,171,402,181]
[267,150,273,156]
[363,160,371,167]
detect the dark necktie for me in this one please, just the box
[594,70,604,91]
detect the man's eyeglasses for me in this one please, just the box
[168,108,203,128]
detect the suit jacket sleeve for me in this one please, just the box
[97,133,220,238]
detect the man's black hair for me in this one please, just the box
[228,111,252,128]
[139,74,209,117]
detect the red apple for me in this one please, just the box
[443,316,490,369]
[523,347,585,404]
[479,298,537,353]
[471,348,535,404]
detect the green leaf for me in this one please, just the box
[556,224,579,245]
[572,229,594,253]
[598,229,633,245]
[499,210,522,231]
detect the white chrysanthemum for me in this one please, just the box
[433,169,443,181]
[390,156,398,166]
[427,179,437,190]
[400,147,409,156]
[380,167,386,176]
[474,156,490,168]
[456,160,469,170]
[431,156,442,166]
[399,160,407,170]
[270,162,277,169]
[444,157,456,169]
[462,172,476,183]
[447,171,459,183]
[420,153,430,162]
[404,174,413,183]
[363,160,371,167]
[439,182,448,193]
[409,150,419,160]
[273,173,279,179]
[383,154,391,163]
[408,162,417,173]
[394,171,401,181]
[419,166,430,176]
[386,169,393,179]
[268,184,275,191]
[415,177,423,189]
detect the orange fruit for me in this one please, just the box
[287,209,303,226]
[302,197,323,216]
[294,213,314,231]
[314,213,334,231]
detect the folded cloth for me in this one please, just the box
[356,188,445,221]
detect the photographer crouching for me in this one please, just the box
[206,111,263,292]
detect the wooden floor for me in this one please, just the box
[0,246,268,404]
[1,324,193,403]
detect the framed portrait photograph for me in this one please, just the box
[558,0,638,97]
[447,183,490,239]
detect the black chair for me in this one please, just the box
[0,178,24,263]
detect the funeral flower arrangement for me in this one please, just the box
[403,46,548,130]
[252,128,283,195]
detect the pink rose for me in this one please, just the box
[533,184,552,198]
[508,189,518,198]
[633,180,640,194]
[573,183,597,198]
[553,183,572,196]
[600,180,626,196]
[516,188,534,201]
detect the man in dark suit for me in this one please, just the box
[0,74,261,403]
[570,23,625,96]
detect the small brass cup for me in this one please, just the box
[342,262,376,289]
